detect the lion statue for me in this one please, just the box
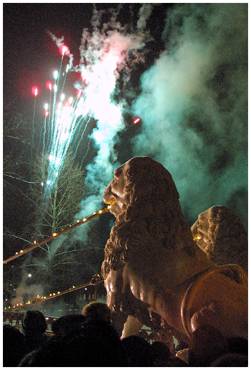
[191,205,248,271]
[101,157,247,343]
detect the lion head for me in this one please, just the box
[102,157,196,279]
[191,206,247,270]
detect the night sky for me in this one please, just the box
[3,3,248,309]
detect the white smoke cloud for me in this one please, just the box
[137,4,153,32]
[132,4,247,226]
[11,283,44,305]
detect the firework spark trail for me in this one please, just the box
[44,20,146,210]
[41,57,89,198]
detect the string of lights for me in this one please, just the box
[3,205,111,265]
[4,233,202,312]
[4,274,104,312]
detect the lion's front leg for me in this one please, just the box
[104,268,128,312]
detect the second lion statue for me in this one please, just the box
[101,156,247,343]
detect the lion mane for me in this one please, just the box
[101,157,195,279]
[191,205,248,270]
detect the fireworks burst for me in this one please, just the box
[32,14,146,205]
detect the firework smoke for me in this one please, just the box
[132,4,247,226]
[48,31,74,68]
[11,282,44,306]
[74,8,147,227]
[137,4,153,32]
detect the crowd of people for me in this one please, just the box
[3,301,248,367]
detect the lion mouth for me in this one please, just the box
[104,189,117,205]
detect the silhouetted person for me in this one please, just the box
[63,329,127,366]
[22,310,48,352]
[210,352,248,366]
[3,324,27,366]
[82,301,111,323]
[122,335,154,366]
[188,325,228,366]
[51,314,86,337]
[20,318,127,366]
[151,341,171,366]
[227,336,248,356]
[19,336,66,367]
[77,318,128,366]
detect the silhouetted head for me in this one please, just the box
[82,301,111,323]
[22,310,47,335]
[51,314,86,337]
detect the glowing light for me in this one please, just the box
[193,234,202,241]
[32,86,39,97]
[44,103,49,111]
[27,273,32,278]
[60,93,65,102]
[33,240,37,245]
[46,80,53,91]
[53,70,59,80]
[52,232,58,237]
[72,285,75,288]
[54,84,58,92]
[83,218,87,222]
[48,154,61,165]
[15,252,18,255]
[60,44,70,56]
[20,250,24,253]
[132,116,141,125]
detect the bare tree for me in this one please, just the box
[4,111,105,302]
